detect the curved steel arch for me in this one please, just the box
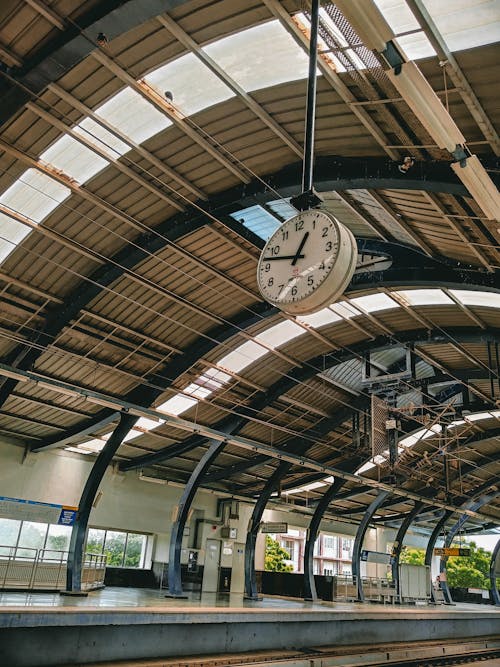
[391,501,425,597]
[490,539,500,606]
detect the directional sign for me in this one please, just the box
[261,522,288,534]
[434,547,471,557]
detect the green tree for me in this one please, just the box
[400,546,425,566]
[264,536,293,572]
[445,541,491,589]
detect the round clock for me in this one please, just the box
[257,209,357,315]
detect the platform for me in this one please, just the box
[0,587,499,666]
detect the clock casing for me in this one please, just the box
[257,209,357,315]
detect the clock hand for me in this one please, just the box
[263,254,305,261]
[291,232,309,266]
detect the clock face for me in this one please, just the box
[256,209,357,315]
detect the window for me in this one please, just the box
[85,527,148,568]
[342,538,353,557]
[323,536,337,551]
[282,539,295,561]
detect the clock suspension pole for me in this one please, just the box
[293,0,322,211]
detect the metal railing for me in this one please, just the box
[332,575,398,603]
[0,545,106,590]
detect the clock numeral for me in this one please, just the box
[291,286,298,296]
[268,277,274,286]
[281,230,289,241]
[307,275,314,286]
[264,263,270,272]
[325,241,333,251]
[270,245,280,255]
[295,220,304,231]
[319,262,325,270]
[322,227,329,237]
[278,284,285,291]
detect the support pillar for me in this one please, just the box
[489,539,500,606]
[391,501,424,598]
[245,462,291,599]
[167,438,225,597]
[425,510,452,603]
[63,412,138,595]
[352,490,390,602]
[303,478,346,600]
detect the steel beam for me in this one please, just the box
[352,491,391,602]
[64,413,138,593]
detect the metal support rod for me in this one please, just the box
[302,0,319,193]
[303,478,346,600]
[489,539,500,606]
[391,501,424,598]
[64,413,138,593]
[352,490,391,602]
[167,438,227,597]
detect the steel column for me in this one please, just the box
[425,510,452,603]
[303,478,346,600]
[244,463,291,599]
[64,412,138,593]
[167,438,227,597]
[489,539,500,606]
[391,501,424,597]
[352,490,391,602]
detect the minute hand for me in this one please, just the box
[291,231,309,266]
[263,254,305,261]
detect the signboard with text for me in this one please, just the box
[0,496,77,526]
[260,522,288,534]
[434,547,471,557]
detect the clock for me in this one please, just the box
[257,209,357,315]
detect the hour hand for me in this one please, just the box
[291,232,309,266]
[263,254,305,261]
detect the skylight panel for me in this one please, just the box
[350,293,398,313]
[395,32,436,60]
[450,289,500,309]
[122,428,144,442]
[0,169,70,222]
[204,20,310,91]
[74,117,129,159]
[184,382,212,399]
[396,289,453,306]
[230,205,280,240]
[145,52,234,115]
[40,135,109,184]
[203,367,232,386]
[330,301,360,319]
[217,340,268,374]
[95,87,172,144]
[158,393,198,415]
[422,0,500,52]
[135,417,163,431]
[374,0,421,34]
[297,307,341,328]
[0,213,31,263]
[266,199,298,221]
[256,320,304,349]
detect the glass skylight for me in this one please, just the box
[297,307,341,328]
[283,477,334,495]
[157,394,198,416]
[74,117,129,159]
[135,417,163,431]
[40,135,109,184]
[145,52,234,116]
[396,289,453,306]
[230,205,280,240]
[450,289,500,309]
[0,169,70,222]
[256,320,304,349]
[350,293,398,313]
[203,20,311,91]
[217,340,268,374]
[95,87,172,145]
[266,199,298,221]
[330,301,360,319]
[0,213,31,263]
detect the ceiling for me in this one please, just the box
[0,0,499,536]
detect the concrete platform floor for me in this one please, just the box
[0,588,498,667]
[0,585,498,614]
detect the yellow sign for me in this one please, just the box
[434,547,471,557]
